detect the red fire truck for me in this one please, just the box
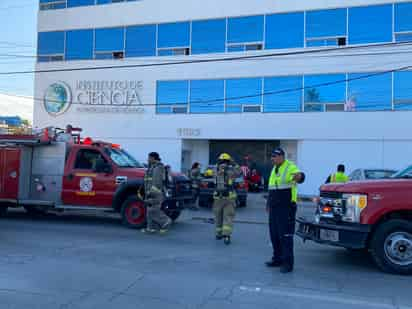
[0,127,192,228]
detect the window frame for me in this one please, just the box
[93,27,125,60]
[73,148,108,171]
[37,31,66,62]
[157,21,191,56]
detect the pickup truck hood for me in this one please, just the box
[321,179,412,194]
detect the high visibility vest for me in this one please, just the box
[331,172,349,183]
[268,160,300,203]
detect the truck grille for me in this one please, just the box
[320,191,343,199]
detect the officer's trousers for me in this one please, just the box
[146,193,170,230]
[213,198,236,236]
[268,189,297,268]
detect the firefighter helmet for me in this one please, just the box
[204,169,214,177]
[218,153,232,161]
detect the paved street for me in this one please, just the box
[0,194,411,309]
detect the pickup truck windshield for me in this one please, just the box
[105,148,143,168]
[391,165,412,179]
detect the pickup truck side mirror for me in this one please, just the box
[94,158,113,174]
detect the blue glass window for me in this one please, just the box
[394,71,412,110]
[158,22,190,49]
[227,15,264,44]
[190,80,224,113]
[263,76,303,112]
[306,9,347,46]
[265,12,304,49]
[66,29,93,60]
[156,81,189,114]
[126,25,156,57]
[96,0,138,3]
[395,2,412,42]
[191,19,226,54]
[304,74,346,112]
[94,27,124,58]
[40,0,66,10]
[37,31,65,61]
[395,2,412,32]
[347,72,392,111]
[348,5,392,44]
[67,0,94,7]
[225,78,262,112]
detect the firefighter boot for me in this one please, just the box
[159,218,172,234]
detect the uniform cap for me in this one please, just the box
[271,148,285,157]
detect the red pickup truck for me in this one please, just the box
[0,128,192,228]
[297,167,412,275]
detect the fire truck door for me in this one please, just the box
[0,148,20,200]
[62,148,116,207]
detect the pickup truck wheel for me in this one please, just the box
[121,196,146,229]
[370,219,412,275]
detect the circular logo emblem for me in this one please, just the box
[43,82,72,116]
[79,177,93,193]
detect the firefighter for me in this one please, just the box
[265,148,305,273]
[189,162,202,207]
[213,153,241,245]
[141,152,172,234]
[325,164,349,184]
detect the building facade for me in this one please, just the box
[35,0,412,194]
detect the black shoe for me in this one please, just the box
[216,234,223,240]
[280,265,293,273]
[265,260,282,268]
[223,236,231,245]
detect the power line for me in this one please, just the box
[1,40,412,74]
[0,64,410,107]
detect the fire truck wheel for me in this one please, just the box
[0,206,8,217]
[23,206,47,216]
[121,196,147,229]
[370,219,412,275]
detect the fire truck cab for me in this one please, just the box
[0,127,192,228]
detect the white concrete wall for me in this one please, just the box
[38,0,411,31]
[34,0,412,195]
[182,140,210,170]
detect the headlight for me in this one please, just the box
[342,194,368,223]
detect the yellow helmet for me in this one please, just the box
[205,169,214,177]
[218,153,232,161]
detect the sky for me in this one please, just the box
[0,0,37,121]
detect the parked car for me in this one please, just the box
[349,168,397,181]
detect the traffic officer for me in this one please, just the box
[265,148,305,273]
[326,164,349,184]
[213,153,241,245]
[141,152,171,234]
